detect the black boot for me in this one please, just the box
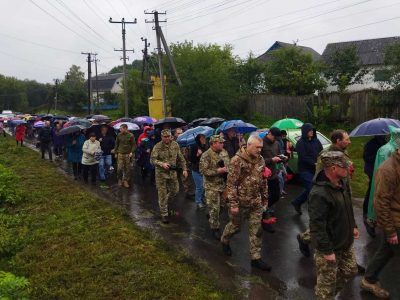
[357,263,366,275]
[222,243,232,256]
[251,259,271,271]
[211,229,221,241]
[161,216,169,224]
[291,201,302,215]
[297,234,310,257]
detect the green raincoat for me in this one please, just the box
[368,125,400,220]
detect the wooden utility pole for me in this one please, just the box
[81,52,96,115]
[93,54,100,112]
[145,11,182,118]
[109,17,137,117]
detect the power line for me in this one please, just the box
[28,0,112,55]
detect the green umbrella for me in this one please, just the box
[271,118,304,130]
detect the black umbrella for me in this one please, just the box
[86,124,115,138]
[200,117,225,128]
[91,114,111,123]
[59,125,85,136]
[154,117,187,129]
[41,114,54,121]
[188,118,208,128]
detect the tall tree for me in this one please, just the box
[124,69,148,116]
[58,65,86,111]
[263,46,326,96]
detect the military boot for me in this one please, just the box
[222,243,232,256]
[360,278,390,299]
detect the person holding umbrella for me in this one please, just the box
[52,122,64,161]
[66,131,85,180]
[98,125,115,181]
[82,132,101,185]
[224,128,239,159]
[150,129,188,224]
[112,123,136,188]
[15,123,26,146]
[38,121,53,161]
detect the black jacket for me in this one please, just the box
[224,136,239,159]
[309,171,356,254]
[38,126,52,143]
[296,123,323,173]
[261,136,280,180]
[363,136,386,178]
[189,136,208,172]
[99,134,116,155]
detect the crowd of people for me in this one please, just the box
[2,117,399,300]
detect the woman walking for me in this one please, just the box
[82,132,101,185]
[15,124,26,146]
[189,134,208,209]
[66,131,85,180]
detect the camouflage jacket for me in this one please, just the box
[199,148,230,192]
[150,140,187,178]
[226,146,268,209]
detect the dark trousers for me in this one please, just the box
[82,164,98,183]
[292,171,314,206]
[53,145,63,156]
[268,178,281,207]
[365,228,400,283]
[363,175,373,217]
[72,162,82,178]
[40,142,52,160]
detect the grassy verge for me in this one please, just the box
[347,137,369,198]
[0,137,230,299]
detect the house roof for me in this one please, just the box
[256,41,321,63]
[322,36,400,66]
[91,73,123,92]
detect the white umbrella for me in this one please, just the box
[113,122,140,131]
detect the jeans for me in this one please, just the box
[365,228,400,283]
[292,171,314,206]
[99,154,112,180]
[191,170,204,205]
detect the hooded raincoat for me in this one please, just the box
[368,125,400,220]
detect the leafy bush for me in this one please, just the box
[0,271,30,299]
[0,165,22,205]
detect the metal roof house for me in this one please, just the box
[322,36,400,92]
[91,73,124,102]
[257,41,321,63]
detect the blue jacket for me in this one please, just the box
[66,133,85,163]
[296,123,323,173]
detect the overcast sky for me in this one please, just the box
[1,0,400,83]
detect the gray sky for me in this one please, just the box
[1,0,400,83]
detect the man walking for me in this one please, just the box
[151,129,188,224]
[221,135,271,271]
[309,151,359,300]
[360,146,400,299]
[199,135,230,240]
[291,123,323,215]
[38,121,53,161]
[113,124,136,188]
[98,126,115,181]
[223,128,239,159]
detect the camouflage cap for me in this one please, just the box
[209,135,225,143]
[161,129,172,137]
[321,151,350,168]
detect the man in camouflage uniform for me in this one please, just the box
[199,135,230,240]
[113,124,136,188]
[220,135,271,271]
[151,129,188,224]
[309,151,359,300]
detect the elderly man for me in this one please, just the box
[151,129,188,224]
[199,135,230,240]
[309,151,359,300]
[360,146,400,299]
[221,135,270,271]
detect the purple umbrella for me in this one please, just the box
[133,116,157,125]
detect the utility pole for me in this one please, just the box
[141,37,150,80]
[145,11,182,118]
[81,52,96,115]
[109,17,137,117]
[54,79,59,112]
[94,54,100,112]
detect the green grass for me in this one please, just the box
[347,136,369,198]
[0,137,230,299]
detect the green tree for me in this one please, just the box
[164,41,244,120]
[263,46,326,96]
[109,60,142,74]
[324,46,366,93]
[58,65,87,111]
[234,54,266,95]
[0,75,29,112]
[123,69,148,116]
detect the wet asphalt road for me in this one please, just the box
[19,136,400,299]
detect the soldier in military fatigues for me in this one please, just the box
[309,151,358,300]
[220,135,271,271]
[113,124,136,188]
[199,135,230,240]
[150,129,188,224]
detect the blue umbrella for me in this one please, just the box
[218,120,257,134]
[9,119,27,125]
[350,118,400,137]
[176,126,214,147]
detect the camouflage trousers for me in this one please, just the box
[179,170,194,194]
[155,173,179,217]
[205,189,223,229]
[221,206,263,260]
[117,154,132,181]
[300,228,311,244]
[314,246,358,300]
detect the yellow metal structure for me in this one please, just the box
[148,75,171,120]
